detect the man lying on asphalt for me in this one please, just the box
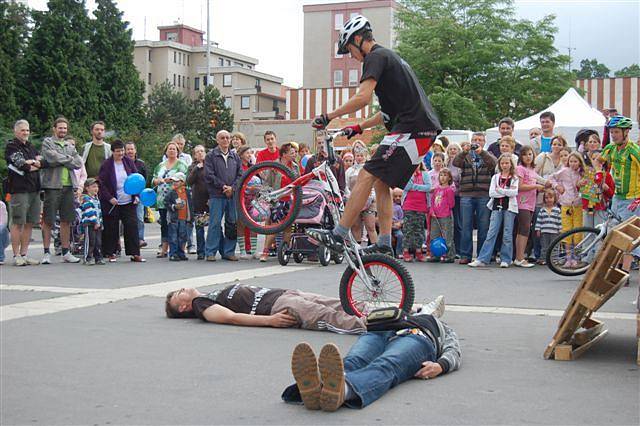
[281,300,459,411]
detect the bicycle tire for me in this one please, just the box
[546,227,600,276]
[318,246,331,266]
[339,254,415,317]
[278,241,290,266]
[235,161,302,235]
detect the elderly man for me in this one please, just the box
[204,130,242,261]
[40,117,83,264]
[82,121,111,179]
[4,120,44,266]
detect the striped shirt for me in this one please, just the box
[601,140,640,199]
[535,206,562,234]
[80,194,102,226]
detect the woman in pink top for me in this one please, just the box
[429,168,456,263]
[401,163,431,262]
[514,146,546,267]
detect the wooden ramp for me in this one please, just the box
[544,216,640,362]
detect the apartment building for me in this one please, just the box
[133,24,286,122]
[302,0,398,88]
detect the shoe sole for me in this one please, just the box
[318,344,345,412]
[291,343,321,410]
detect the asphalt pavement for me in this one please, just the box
[1,224,638,425]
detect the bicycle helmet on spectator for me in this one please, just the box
[338,15,372,55]
[606,115,632,129]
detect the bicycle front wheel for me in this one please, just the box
[236,162,302,235]
[546,227,601,276]
[339,254,415,317]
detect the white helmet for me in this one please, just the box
[337,15,372,55]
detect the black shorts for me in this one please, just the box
[363,132,435,189]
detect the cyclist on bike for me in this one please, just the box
[600,115,640,268]
[309,15,442,255]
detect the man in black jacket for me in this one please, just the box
[4,120,44,266]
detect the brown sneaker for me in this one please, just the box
[222,255,239,261]
[291,343,321,410]
[318,343,345,412]
[458,258,471,265]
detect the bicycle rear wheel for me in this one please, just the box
[236,162,302,235]
[546,227,600,276]
[339,254,415,317]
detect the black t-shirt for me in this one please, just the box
[360,45,441,134]
[191,285,286,321]
[492,176,512,210]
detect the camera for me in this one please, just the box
[470,143,480,150]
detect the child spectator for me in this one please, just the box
[391,188,404,258]
[549,152,586,268]
[423,139,446,170]
[580,151,614,228]
[165,172,190,261]
[496,136,519,171]
[0,200,9,265]
[429,168,456,263]
[429,152,446,188]
[79,178,104,265]
[402,164,431,262]
[559,147,571,167]
[514,146,546,267]
[187,145,209,260]
[535,189,562,265]
[469,154,520,268]
[236,146,257,259]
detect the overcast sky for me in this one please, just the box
[27,0,640,87]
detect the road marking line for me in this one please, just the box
[1,285,101,294]
[0,265,314,322]
[446,304,636,321]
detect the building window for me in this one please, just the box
[187,77,190,89]
[349,69,358,86]
[241,96,250,110]
[247,65,252,70]
[203,76,208,86]
[148,50,152,62]
[334,42,342,59]
[218,57,224,66]
[226,59,231,66]
[166,32,177,42]
[255,78,261,87]
[223,74,232,87]
[148,73,152,84]
[173,73,176,86]
[173,51,176,63]
[333,70,343,87]
[194,77,200,91]
[178,52,181,65]
[224,97,232,108]
[187,55,190,66]
[350,12,359,20]
[334,13,343,30]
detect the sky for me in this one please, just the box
[26,0,640,87]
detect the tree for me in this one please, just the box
[573,58,610,79]
[191,85,234,148]
[615,64,640,78]
[90,0,144,130]
[17,0,100,134]
[396,0,573,130]
[145,82,193,134]
[0,2,30,127]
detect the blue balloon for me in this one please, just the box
[430,237,448,258]
[301,154,311,169]
[139,188,157,207]
[124,173,146,195]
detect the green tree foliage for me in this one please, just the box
[90,0,144,130]
[191,85,235,148]
[573,58,610,79]
[396,0,573,129]
[18,0,101,134]
[614,64,640,78]
[145,82,193,134]
[0,2,30,128]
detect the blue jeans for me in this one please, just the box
[0,226,9,262]
[453,195,461,255]
[459,196,491,260]
[168,220,188,258]
[195,225,206,257]
[477,209,516,264]
[205,196,237,257]
[136,203,145,241]
[392,229,403,256]
[344,331,436,408]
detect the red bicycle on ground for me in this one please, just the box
[235,131,415,317]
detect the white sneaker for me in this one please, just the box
[419,295,445,318]
[13,255,26,266]
[41,253,51,265]
[240,252,252,260]
[513,259,534,268]
[500,261,509,268]
[62,252,81,263]
[468,260,486,267]
[23,257,40,265]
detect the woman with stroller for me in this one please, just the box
[260,143,301,262]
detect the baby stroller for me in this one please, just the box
[277,180,344,267]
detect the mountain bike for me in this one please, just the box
[235,131,414,317]
[546,208,623,276]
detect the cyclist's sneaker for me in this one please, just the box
[360,244,394,257]
[306,229,344,253]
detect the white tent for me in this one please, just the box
[485,88,639,146]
